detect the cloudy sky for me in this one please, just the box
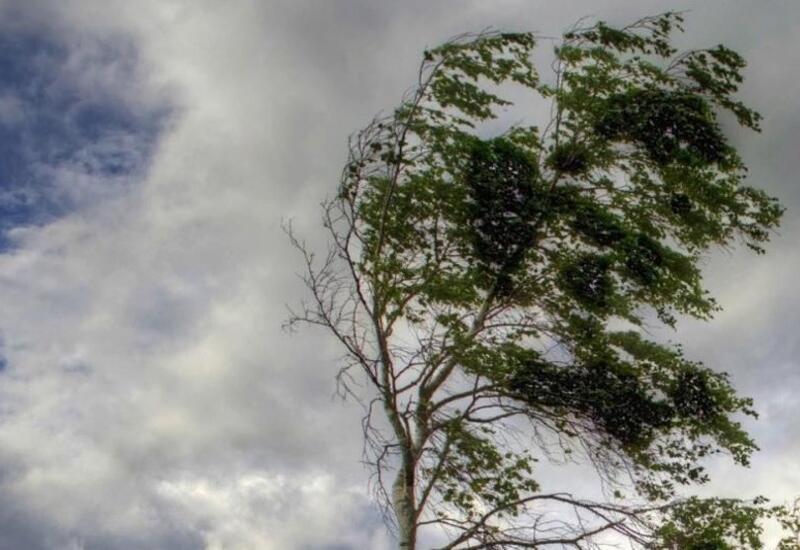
[0,1,797,548]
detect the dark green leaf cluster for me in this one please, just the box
[547,141,593,175]
[559,253,617,312]
[455,323,758,498]
[596,89,731,167]
[510,352,674,447]
[465,138,542,293]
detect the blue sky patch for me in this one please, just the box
[0,30,169,250]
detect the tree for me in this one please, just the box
[289,12,791,549]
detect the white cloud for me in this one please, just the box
[157,472,391,550]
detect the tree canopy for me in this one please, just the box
[291,12,794,549]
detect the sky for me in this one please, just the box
[0,1,797,548]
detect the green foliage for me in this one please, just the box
[322,11,788,548]
[596,89,731,167]
[547,141,593,174]
[436,422,539,515]
[776,500,800,549]
[465,138,542,293]
[656,497,773,549]
[559,253,617,312]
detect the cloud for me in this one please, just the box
[0,1,797,548]
[0,11,169,250]
[156,472,391,550]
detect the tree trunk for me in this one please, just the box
[392,466,417,549]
